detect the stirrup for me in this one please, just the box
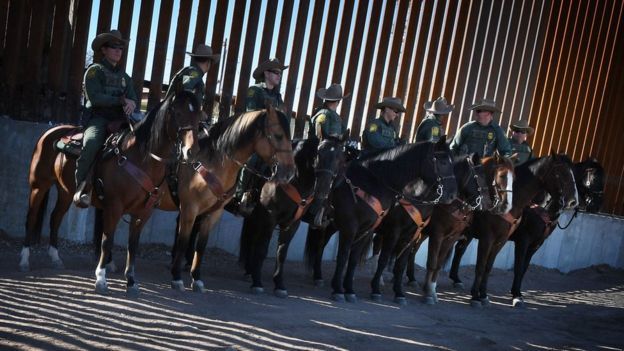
[73,181,91,208]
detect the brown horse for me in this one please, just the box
[20,91,202,292]
[152,105,295,292]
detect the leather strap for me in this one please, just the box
[500,212,522,238]
[530,204,557,237]
[280,183,314,229]
[355,188,387,231]
[397,199,431,257]
[119,157,161,209]
[192,162,235,213]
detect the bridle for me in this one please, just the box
[313,139,345,198]
[488,165,513,211]
[455,157,488,211]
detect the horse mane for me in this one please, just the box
[133,90,200,159]
[359,142,435,186]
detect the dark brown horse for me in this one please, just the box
[20,91,202,295]
[508,159,600,307]
[449,153,578,307]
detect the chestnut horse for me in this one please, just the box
[20,91,202,295]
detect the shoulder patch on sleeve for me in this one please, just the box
[86,66,99,79]
[431,126,439,136]
[247,88,255,97]
[189,70,200,78]
[369,123,378,133]
[316,114,327,124]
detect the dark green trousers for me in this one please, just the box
[75,116,109,185]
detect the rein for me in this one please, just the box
[396,199,431,258]
[191,161,236,213]
[280,184,314,231]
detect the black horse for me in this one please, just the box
[305,139,457,302]
[370,153,489,304]
[238,137,345,297]
[449,153,578,307]
[508,158,602,307]
[573,158,604,212]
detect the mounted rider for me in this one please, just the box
[361,97,405,157]
[508,120,535,166]
[74,30,139,208]
[415,97,454,143]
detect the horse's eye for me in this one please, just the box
[274,133,284,141]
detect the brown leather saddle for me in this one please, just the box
[54,120,128,158]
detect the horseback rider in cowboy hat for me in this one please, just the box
[415,96,454,143]
[165,44,220,112]
[508,120,535,165]
[309,83,349,141]
[234,58,290,217]
[74,29,139,208]
[450,98,512,158]
[361,97,405,157]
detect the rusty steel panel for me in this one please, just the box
[472,0,502,111]
[218,0,246,120]
[314,0,341,108]
[235,0,262,114]
[330,0,354,84]
[364,0,397,122]
[410,0,449,140]
[131,0,155,107]
[96,0,114,34]
[258,0,278,62]
[67,0,93,122]
[3,0,27,93]
[0,0,8,51]
[442,0,470,125]
[205,0,226,113]
[48,0,72,92]
[117,0,134,71]
[275,1,294,63]
[294,0,326,137]
[193,0,210,49]
[429,0,459,101]
[283,0,310,116]
[169,0,193,80]
[383,0,409,98]
[147,0,174,110]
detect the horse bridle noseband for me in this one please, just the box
[456,157,487,211]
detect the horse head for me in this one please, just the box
[481,151,515,214]
[537,152,578,210]
[313,137,345,202]
[253,104,295,183]
[574,158,604,212]
[455,153,492,211]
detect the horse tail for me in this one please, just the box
[304,226,324,270]
[357,231,376,265]
[31,190,50,244]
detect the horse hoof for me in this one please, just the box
[95,281,109,295]
[18,263,30,272]
[192,280,208,293]
[453,282,465,289]
[331,293,345,302]
[394,297,408,306]
[407,280,419,288]
[171,280,185,291]
[370,293,382,302]
[423,296,436,305]
[274,289,288,298]
[105,261,118,274]
[251,286,264,295]
[345,294,357,303]
[470,299,483,308]
[314,279,324,288]
[52,259,65,270]
[126,285,140,297]
[480,296,491,307]
[512,297,525,308]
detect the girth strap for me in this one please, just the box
[396,199,431,258]
[119,156,161,209]
[192,161,235,214]
[280,184,314,230]
[355,188,388,231]
[500,212,522,238]
[530,204,557,237]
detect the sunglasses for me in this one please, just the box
[513,130,527,134]
[106,44,124,50]
[268,69,282,75]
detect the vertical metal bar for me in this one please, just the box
[67,0,94,122]
[0,0,9,52]
[218,0,246,120]
[234,0,262,114]
[24,0,52,120]
[193,0,211,49]
[147,0,174,111]
[48,0,72,121]
[330,0,354,85]
[314,0,341,108]
[429,0,460,100]
[382,0,409,98]
[96,0,114,34]
[131,0,155,109]
[282,0,310,116]
[3,0,28,94]
[275,1,294,62]
[117,0,134,71]
[169,0,193,81]
[205,0,226,114]
[258,0,278,61]
[293,0,326,137]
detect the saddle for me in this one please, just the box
[54,120,129,159]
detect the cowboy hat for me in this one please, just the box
[375,97,406,112]
[468,98,501,113]
[252,58,289,81]
[91,30,129,52]
[186,44,220,62]
[316,84,349,101]
[423,96,454,114]
[510,120,534,135]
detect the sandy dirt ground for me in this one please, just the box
[1,230,623,351]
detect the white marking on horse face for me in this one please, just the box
[570,169,579,206]
[48,246,60,261]
[504,171,514,213]
[189,103,194,112]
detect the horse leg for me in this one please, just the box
[273,222,299,298]
[189,209,224,293]
[21,185,51,271]
[171,209,195,291]
[238,214,255,278]
[47,189,72,269]
[478,239,506,307]
[470,236,492,307]
[125,215,147,297]
[405,249,418,286]
[94,207,123,294]
[392,245,412,305]
[423,234,444,305]
[511,239,530,307]
[450,236,472,288]
[343,234,368,303]
[371,229,398,301]
[250,212,274,294]
[331,228,354,302]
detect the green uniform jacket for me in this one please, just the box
[509,137,533,165]
[246,83,284,111]
[310,108,345,140]
[450,120,512,157]
[83,59,138,121]
[415,116,444,143]
[363,117,400,153]
[165,64,205,105]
